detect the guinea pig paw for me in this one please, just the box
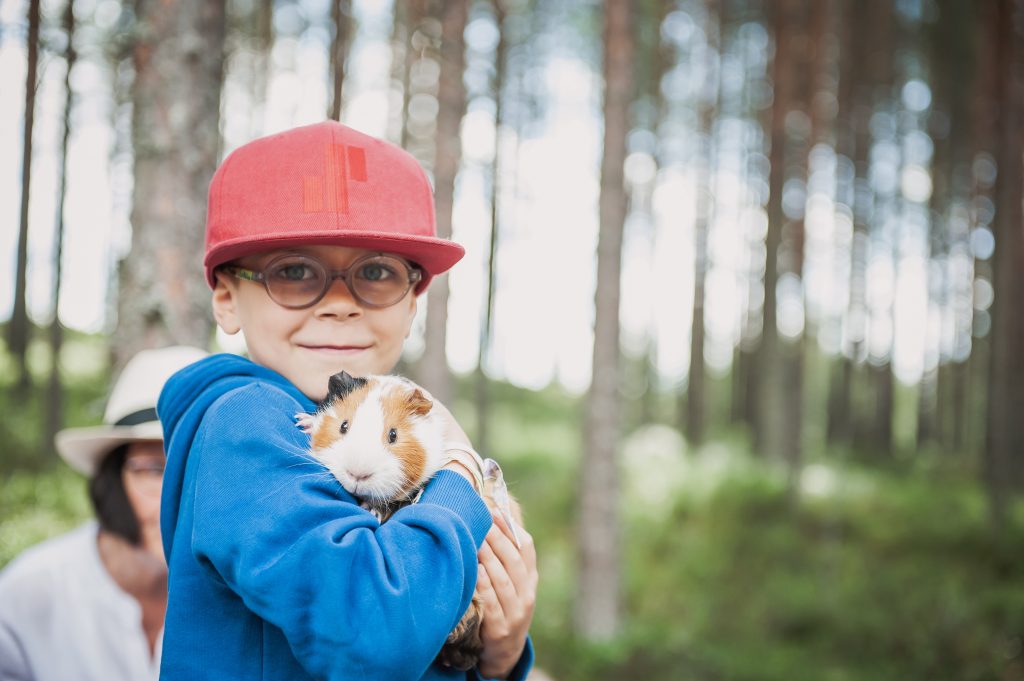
[294,413,315,433]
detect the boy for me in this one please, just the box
[157,122,536,680]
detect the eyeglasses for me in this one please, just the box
[223,253,422,310]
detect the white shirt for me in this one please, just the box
[0,521,161,681]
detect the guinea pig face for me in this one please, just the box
[309,377,445,503]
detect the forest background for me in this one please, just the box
[2,0,1024,679]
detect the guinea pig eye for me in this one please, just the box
[388,428,397,444]
[340,420,349,434]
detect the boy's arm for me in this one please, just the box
[189,385,492,680]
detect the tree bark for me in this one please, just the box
[686,0,721,448]
[114,0,227,368]
[576,0,631,642]
[756,0,800,462]
[9,0,41,394]
[475,0,508,454]
[329,0,353,121]
[984,0,1024,530]
[45,0,77,460]
[827,0,868,448]
[419,0,468,406]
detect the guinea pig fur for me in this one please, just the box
[296,371,446,517]
[297,370,517,671]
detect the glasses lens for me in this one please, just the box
[350,255,415,307]
[264,256,327,308]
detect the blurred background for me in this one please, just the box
[2,0,1023,679]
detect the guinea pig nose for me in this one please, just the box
[347,469,373,483]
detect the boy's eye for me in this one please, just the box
[388,428,397,444]
[272,262,317,281]
[357,263,395,282]
[340,420,349,434]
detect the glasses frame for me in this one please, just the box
[223,252,422,310]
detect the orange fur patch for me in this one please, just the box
[381,384,428,493]
[311,381,374,451]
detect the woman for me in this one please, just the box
[0,346,207,681]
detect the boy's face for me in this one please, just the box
[212,245,418,400]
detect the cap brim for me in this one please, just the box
[204,231,466,292]
[55,423,164,477]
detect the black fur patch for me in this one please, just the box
[322,371,368,408]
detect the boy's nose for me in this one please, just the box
[313,279,362,318]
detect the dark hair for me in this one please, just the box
[88,444,141,545]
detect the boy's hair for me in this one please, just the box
[204,121,464,294]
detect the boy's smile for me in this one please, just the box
[212,244,417,400]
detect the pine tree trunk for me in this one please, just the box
[419,0,468,406]
[576,0,631,642]
[984,0,1024,530]
[44,0,77,460]
[251,0,273,137]
[115,0,227,367]
[328,0,352,121]
[475,0,507,454]
[686,0,720,448]
[967,1,1000,462]
[9,0,41,394]
[828,0,867,449]
[755,0,798,462]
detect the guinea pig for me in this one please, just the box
[295,371,446,520]
[296,370,521,671]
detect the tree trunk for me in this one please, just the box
[115,0,227,367]
[755,0,799,462]
[967,1,999,462]
[328,0,353,121]
[828,0,868,449]
[251,0,273,137]
[685,0,720,448]
[9,0,41,394]
[984,0,1024,530]
[475,0,507,454]
[45,0,77,460]
[576,0,631,642]
[419,0,468,406]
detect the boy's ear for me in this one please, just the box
[211,272,242,335]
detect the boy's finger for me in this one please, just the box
[516,525,538,575]
[475,562,505,622]
[487,503,519,546]
[485,524,530,592]
[479,537,519,616]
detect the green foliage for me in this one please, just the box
[3,352,1021,679]
[0,330,111,472]
[529,454,1024,681]
[0,466,91,568]
[457,382,1024,681]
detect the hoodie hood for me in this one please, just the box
[156,353,315,560]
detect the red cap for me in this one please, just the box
[204,121,463,292]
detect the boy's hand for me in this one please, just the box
[475,504,537,679]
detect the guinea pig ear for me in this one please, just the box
[407,388,433,416]
[326,371,368,402]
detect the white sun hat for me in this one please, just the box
[55,345,209,476]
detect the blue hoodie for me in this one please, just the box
[157,354,533,681]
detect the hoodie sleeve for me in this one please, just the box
[187,383,492,680]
